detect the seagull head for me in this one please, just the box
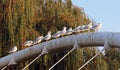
[14,46,17,49]
[88,24,92,28]
[63,27,67,31]
[77,26,80,28]
[30,41,33,44]
[48,31,51,34]
[98,23,102,28]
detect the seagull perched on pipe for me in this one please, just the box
[92,23,102,32]
[73,26,81,33]
[33,36,44,44]
[73,26,81,31]
[59,27,67,36]
[23,41,33,47]
[79,25,87,32]
[87,23,93,29]
[82,23,93,31]
[8,46,17,53]
[52,31,61,38]
[43,31,51,41]
[65,27,73,35]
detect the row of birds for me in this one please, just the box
[8,23,102,53]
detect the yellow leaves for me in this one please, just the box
[0,0,97,69]
[59,13,75,27]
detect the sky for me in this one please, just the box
[72,0,120,32]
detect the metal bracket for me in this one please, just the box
[72,39,80,50]
[41,44,49,55]
[101,39,111,52]
[8,54,16,66]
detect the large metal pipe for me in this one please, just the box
[0,32,120,68]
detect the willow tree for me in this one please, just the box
[104,48,120,70]
[0,0,105,70]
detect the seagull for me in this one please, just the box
[92,23,102,32]
[73,26,81,33]
[87,23,93,29]
[8,46,17,53]
[43,31,51,41]
[23,41,33,47]
[82,23,93,31]
[73,26,81,31]
[80,25,86,29]
[59,27,67,36]
[33,36,44,44]
[52,31,61,38]
[65,27,73,35]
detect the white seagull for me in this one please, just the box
[73,26,81,31]
[79,25,88,31]
[92,23,102,32]
[59,27,67,36]
[8,46,17,53]
[65,27,73,35]
[43,31,51,41]
[73,26,81,33]
[23,41,33,47]
[87,23,93,29]
[82,23,93,31]
[52,31,61,38]
[33,36,44,44]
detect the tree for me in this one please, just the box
[1,0,119,70]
